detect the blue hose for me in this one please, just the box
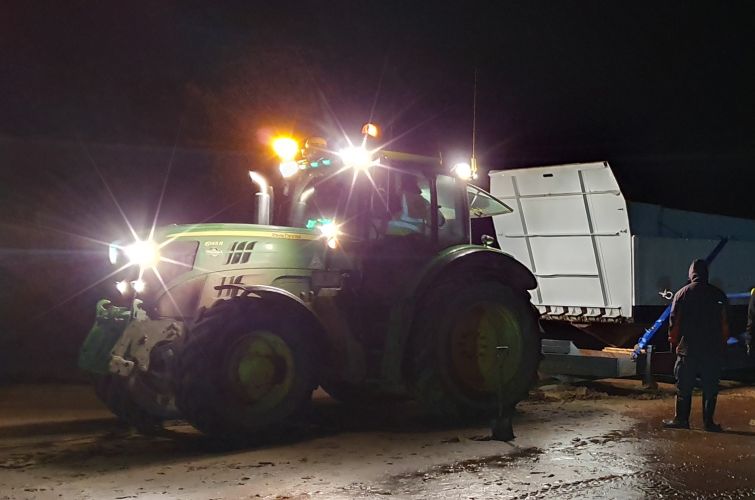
[632,238,729,358]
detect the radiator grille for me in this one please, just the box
[225,241,255,265]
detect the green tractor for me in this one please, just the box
[78,126,541,438]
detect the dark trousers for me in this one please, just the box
[674,354,721,400]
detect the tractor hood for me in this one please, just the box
[154,222,326,278]
[112,222,333,315]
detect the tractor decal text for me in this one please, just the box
[168,230,318,241]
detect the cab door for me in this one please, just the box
[359,170,468,299]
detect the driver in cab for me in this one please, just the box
[386,174,432,236]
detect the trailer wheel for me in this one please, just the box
[411,281,540,421]
[93,375,163,434]
[175,298,317,440]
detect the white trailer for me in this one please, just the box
[490,161,755,379]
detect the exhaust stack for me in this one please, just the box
[248,172,271,225]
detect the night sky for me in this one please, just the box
[1,1,755,380]
[3,1,755,213]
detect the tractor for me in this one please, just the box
[78,125,541,438]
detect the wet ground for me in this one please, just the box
[0,380,753,499]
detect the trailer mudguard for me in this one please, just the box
[380,244,537,386]
[78,299,132,374]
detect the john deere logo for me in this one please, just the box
[206,247,223,257]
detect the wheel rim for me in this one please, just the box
[449,302,523,394]
[227,331,295,414]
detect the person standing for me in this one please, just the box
[663,259,729,432]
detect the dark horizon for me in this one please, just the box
[2,1,755,217]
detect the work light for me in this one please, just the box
[452,162,473,180]
[272,137,299,162]
[338,145,373,170]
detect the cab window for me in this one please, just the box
[436,174,467,246]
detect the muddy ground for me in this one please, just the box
[0,380,753,499]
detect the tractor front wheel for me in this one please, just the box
[175,298,318,440]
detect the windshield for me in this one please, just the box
[288,174,350,229]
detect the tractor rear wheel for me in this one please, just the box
[175,298,318,440]
[411,281,540,421]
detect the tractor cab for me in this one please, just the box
[261,126,514,302]
[272,132,512,246]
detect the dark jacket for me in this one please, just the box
[669,259,729,357]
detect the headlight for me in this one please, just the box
[132,279,146,294]
[123,239,160,269]
[317,221,340,249]
[116,280,130,295]
[115,279,146,295]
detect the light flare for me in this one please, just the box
[317,221,341,249]
[452,162,473,180]
[123,239,160,269]
[338,145,374,171]
[272,137,299,161]
[151,266,184,318]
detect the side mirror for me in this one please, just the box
[481,234,495,247]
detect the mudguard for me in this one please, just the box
[78,299,132,374]
[381,245,537,386]
[207,284,326,337]
[208,283,346,379]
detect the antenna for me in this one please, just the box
[472,68,477,159]
[470,68,479,179]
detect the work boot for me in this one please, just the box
[703,395,723,432]
[662,395,690,429]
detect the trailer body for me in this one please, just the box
[490,161,755,379]
[491,161,755,322]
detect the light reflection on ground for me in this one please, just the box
[0,381,753,499]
